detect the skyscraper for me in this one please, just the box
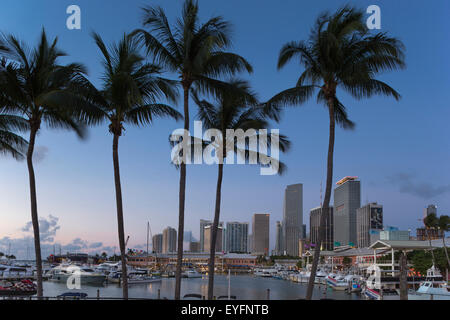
[282,183,303,256]
[152,233,163,253]
[226,222,249,253]
[200,219,212,252]
[356,203,383,247]
[162,227,177,253]
[204,225,223,252]
[310,206,334,251]
[200,219,224,252]
[275,221,283,255]
[252,213,270,255]
[333,176,361,247]
[423,204,437,218]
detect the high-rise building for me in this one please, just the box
[282,183,303,256]
[275,221,283,255]
[310,206,334,251]
[200,219,212,252]
[417,204,442,240]
[252,213,270,255]
[423,204,437,218]
[204,225,223,252]
[333,177,361,247]
[162,227,177,253]
[226,222,248,253]
[200,220,224,252]
[380,228,410,241]
[152,233,163,253]
[356,203,383,248]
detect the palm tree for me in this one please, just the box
[265,6,405,299]
[438,215,450,268]
[0,112,28,159]
[424,212,439,264]
[132,0,252,299]
[193,79,289,299]
[0,29,96,297]
[84,32,181,299]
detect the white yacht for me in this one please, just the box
[47,264,106,285]
[0,265,33,279]
[408,266,450,300]
[183,269,202,278]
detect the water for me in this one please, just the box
[43,275,361,300]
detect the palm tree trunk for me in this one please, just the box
[26,126,43,298]
[175,84,190,300]
[425,227,436,265]
[207,163,224,300]
[112,133,128,299]
[399,251,408,300]
[442,235,450,269]
[306,98,335,300]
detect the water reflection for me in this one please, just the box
[43,275,359,300]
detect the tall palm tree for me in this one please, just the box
[84,32,181,299]
[265,6,405,299]
[193,79,289,299]
[132,0,252,299]
[0,29,95,297]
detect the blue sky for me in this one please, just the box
[1,0,449,258]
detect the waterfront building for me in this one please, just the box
[310,206,334,251]
[226,222,249,253]
[333,176,361,247]
[189,241,200,253]
[127,252,257,271]
[152,233,163,253]
[252,213,270,256]
[380,228,410,241]
[282,184,303,256]
[204,225,223,252]
[356,202,383,247]
[416,227,444,241]
[162,227,177,253]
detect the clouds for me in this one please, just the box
[387,173,450,199]
[32,146,49,163]
[21,215,60,242]
[1,215,118,259]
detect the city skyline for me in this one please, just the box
[1,0,450,260]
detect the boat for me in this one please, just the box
[408,266,450,300]
[0,265,34,280]
[128,274,162,284]
[182,269,202,278]
[47,264,106,286]
[362,287,400,300]
[0,279,37,296]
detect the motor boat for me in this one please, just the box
[408,266,450,300]
[182,269,202,278]
[47,264,106,286]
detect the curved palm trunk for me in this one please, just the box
[207,163,224,300]
[26,126,43,298]
[112,133,128,299]
[306,99,335,300]
[175,85,190,300]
